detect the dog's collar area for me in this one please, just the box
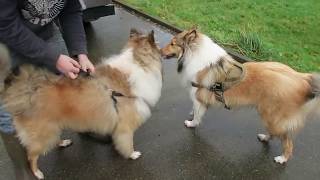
[94,75,152,114]
[103,86,130,113]
[191,81,231,110]
[104,87,151,113]
[177,44,186,73]
[79,70,91,77]
[110,90,125,113]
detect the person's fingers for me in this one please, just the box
[70,59,81,68]
[81,64,88,72]
[68,72,78,79]
[88,64,95,73]
[71,67,80,73]
[82,61,95,74]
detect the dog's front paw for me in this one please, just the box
[184,120,199,128]
[59,139,73,148]
[130,151,142,160]
[274,155,287,164]
[33,169,44,179]
[257,134,270,143]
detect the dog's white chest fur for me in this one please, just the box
[130,67,162,120]
[182,35,228,85]
[104,49,162,119]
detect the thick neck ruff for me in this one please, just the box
[178,34,228,84]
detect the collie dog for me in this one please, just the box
[0,29,163,179]
[161,28,320,164]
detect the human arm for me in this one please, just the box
[0,0,60,69]
[59,0,95,73]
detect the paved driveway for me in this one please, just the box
[1,7,319,180]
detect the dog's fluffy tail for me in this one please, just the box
[0,44,11,92]
[304,74,320,117]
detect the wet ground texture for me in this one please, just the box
[1,7,320,180]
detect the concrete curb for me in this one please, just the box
[113,0,252,63]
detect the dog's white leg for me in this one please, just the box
[34,169,44,180]
[188,109,194,119]
[185,99,206,128]
[58,139,73,148]
[274,155,288,164]
[257,134,272,143]
[130,151,142,160]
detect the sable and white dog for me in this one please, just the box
[0,29,163,179]
[161,28,320,164]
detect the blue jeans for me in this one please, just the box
[0,25,68,134]
[0,104,14,134]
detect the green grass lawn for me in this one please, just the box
[123,0,320,72]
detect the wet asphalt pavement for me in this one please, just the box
[1,7,320,180]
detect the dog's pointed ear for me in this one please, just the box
[228,61,244,81]
[184,27,198,43]
[130,28,140,38]
[148,30,155,43]
[190,25,198,31]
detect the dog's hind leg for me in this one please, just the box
[185,99,207,128]
[28,152,43,179]
[26,134,59,180]
[274,133,293,164]
[58,139,73,148]
[27,132,60,179]
[20,122,60,179]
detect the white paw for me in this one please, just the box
[184,120,198,128]
[257,134,269,142]
[274,155,287,164]
[59,139,73,147]
[34,169,44,179]
[130,151,142,160]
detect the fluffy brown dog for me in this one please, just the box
[0,29,163,179]
[161,28,320,164]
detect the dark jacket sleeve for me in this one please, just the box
[59,0,88,57]
[0,0,60,68]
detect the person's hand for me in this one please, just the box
[56,54,81,79]
[78,54,95,74]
